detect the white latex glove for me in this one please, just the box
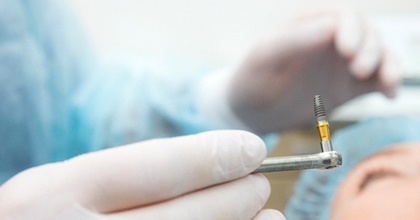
[0,130,285,220]
[200,8,402,134]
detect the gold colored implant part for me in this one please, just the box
[317,121,331,141]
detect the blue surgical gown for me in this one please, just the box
[0,0,223,183]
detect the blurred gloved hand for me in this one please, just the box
[200,8,402,135]
[0,130,285,220]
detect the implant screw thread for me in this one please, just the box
[314,95,327,122]
[314,95,332,152]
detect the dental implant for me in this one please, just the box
[252,95,342,173]
[314,95,333,152]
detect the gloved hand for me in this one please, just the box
[199,7,402,134]
[0,130,285,220]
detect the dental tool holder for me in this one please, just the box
[253,95,343,173]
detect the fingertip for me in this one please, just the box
[379,50,403,98]
[382,76,401,98]
[250,174,271,209]
[383,84,400,99]
[253,209,287,220]
[349,60,376,80]
[252,173,270,194]
[240,131,267,168]
[197,130,267,181]
[349,53,380,81]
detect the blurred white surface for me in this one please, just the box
[70,0,420,65]
[331,87,420,121]
[70,0,420,121]
[373,15,420,78]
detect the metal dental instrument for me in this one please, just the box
[253,95,342,173]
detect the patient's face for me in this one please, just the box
[330,143,420,219]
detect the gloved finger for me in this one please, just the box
[335,8,364,59]
[349,27,382,80]
[377,49,402,98]
[107,174,270,220]
[253,209,286,220]
[67,130,266,213]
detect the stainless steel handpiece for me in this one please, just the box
[253,95,342,173]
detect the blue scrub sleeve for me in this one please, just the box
[0,0,222,183]
[0,0,96,183]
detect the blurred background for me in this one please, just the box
[70,0,420,212]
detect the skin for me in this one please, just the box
[330,143,420,219]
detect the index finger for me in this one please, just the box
[66,130,267,213]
